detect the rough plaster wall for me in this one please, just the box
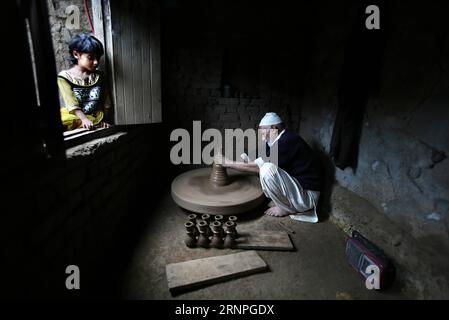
[47,0,92,73]
[298,1,449,248]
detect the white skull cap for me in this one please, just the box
[259,112,283,126]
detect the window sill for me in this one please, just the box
[63,126,120,149]
[64,126,127,159]
[66,128,127,159]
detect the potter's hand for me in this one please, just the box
[241,153,252,163]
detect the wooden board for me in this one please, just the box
[235,230,294,251]
[166,251,268,294]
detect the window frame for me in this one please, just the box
[22,0,66,159]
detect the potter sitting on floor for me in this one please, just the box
[215,112,322,223]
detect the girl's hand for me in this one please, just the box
[100,121,112,128]
[81,118,94,130]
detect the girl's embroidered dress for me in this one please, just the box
[58,70,111,131]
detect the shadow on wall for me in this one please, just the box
[311,142,336,222]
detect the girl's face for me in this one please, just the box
[73,51,99,72]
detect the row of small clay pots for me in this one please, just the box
[185,213,238,236]
[186,213,238,239]
[187,213,237,225]
[184,214,239,248]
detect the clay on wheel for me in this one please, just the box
[171,167,265,215]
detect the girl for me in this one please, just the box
[58,33,112,131]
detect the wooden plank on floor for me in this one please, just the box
[166,250,268,294]
[235,230,294,251]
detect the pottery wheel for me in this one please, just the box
[171,165,265,215]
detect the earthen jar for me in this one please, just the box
[223,230,236,248]
[188,213,197,224]
[197,220,211,237]
[224,220,238,239]
[210,230,224,248]
[197,230,210,248]
[184,221,197,248]
[210,220,225,238]
[201,214,211,224]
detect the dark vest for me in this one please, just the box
[268,130,322,191]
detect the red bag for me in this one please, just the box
[345,230,395,289]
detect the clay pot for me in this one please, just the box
[184,221,197,248]
[210,221,225,238]
[185,232,197,248]
[197,231,210,248]
[214,215,224,223]
[227,217,239,238]
[228,216,237,223]
[201,214,211,224]
[185,221,195,232]
[223,231,236,248]
[210,230,224,248]
[224,220,238,239]
[209,163,230,186]
[197,220,211,237]
[188,213,197,223]
[185,220,198,237]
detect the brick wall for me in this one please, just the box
[2,126,166,298]
[162,2,308,135]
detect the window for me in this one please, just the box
[14,0,163,158]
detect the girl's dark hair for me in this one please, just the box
[67,33,104,65]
